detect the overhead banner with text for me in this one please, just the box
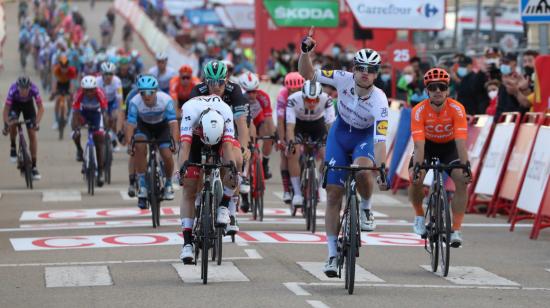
[263,0,339,28]
[346,0,445,30]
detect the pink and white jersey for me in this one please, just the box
[276,87,290,119]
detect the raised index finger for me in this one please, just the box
[308,26,315,37]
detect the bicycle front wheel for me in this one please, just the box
[256,157,265,221]
[22,146,33,189]
[87,147,95,195]
[439,191,451,277]
[104,133,113,185]
[426,194,439,273]
[346,195,358,295]
[148,161,160,228]
[201,192,212,284]
[216,227,223,265]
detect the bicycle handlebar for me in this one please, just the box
[129,137,175,156]
[413,161,471,181]
[322,163,387,189]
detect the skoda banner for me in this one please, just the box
[346,0,445,30]
[263,0,339,27]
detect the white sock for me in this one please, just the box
[327,235,338,258]
[194,194,201,207]
[228,198,237,216]
[223,187,234,199]
[181,218,194,229]
[360,197,372,210]
[290,176,301,196]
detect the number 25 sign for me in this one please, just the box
[387,41,417,70]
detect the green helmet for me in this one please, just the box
[203,60,227,81]
[119,56,130,65]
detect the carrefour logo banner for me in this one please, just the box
[263,0,339,28]
[347,0,445,30]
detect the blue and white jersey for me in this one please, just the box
[127,91,177,125]
[315,69,389,143]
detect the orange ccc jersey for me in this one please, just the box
[53,64,78,83]
[411,98,468,143]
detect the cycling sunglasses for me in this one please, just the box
[246,90,257,95]
[304,97,318,103]
[427,83,449,92]
[206,79,226,87]
[180,75,191,80]
[139,90,156,96]
[354,65,379,74]
[103,72,114,76]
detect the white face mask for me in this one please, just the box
[488,90,498,100]
[403,74,413,84]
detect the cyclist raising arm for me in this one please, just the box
[3,77,44,180]
[409,68,472,247]
[299,27,389,277]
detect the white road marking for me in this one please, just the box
[244,249,262,259]
[236,242,249,247]
[45,266,113,287]
[283,282,311,296]
[295,282,550,291]
[42,190,82,202]
[172,262,249,283]
[297,262,384,282]
[420,265,520,286]
[546,269,550,273]
[119,190,136,201]
[306,300,331,308]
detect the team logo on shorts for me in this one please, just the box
[321,70,334,79]
[376,120,388,136]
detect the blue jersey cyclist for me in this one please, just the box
[125,75,179,209]
[299,29,390,278]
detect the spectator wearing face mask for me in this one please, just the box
[453,56,488,115]
[484,80,500,115]
[397,65,425,106]
[374,64,392,98]
[494,53,531,121]
[522,50,538,91]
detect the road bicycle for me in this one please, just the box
[414,158,470,277]
[248,136,276,221]
[82,128,98,195]
[103,129,114,185]
[322,163,386,294]
[131,137,172,228]
[184,147,235,284]
[9,120,34,189]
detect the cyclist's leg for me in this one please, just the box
[350,126,377,209]
[408,144,429,235]
[71,110,84,157]
[277,116,291,198]
[444,144,466,233]
[287,123,302,202]
[91,112,105,182]
[324,121,349,259]
[257,115,275,174]
[220,141,239,223]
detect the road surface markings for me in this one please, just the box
[420,265,520,286]
[546,269,550,273]
[45,266,113,288]
[306,300,330,308]
[244,249,262,259]
[42,190,82,202]
[172,262,249,283]
[288,282,550,292]
[283,282,311,296]
[9,231,425,251]
[297,262,384,282]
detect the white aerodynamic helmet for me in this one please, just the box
[81,75,97,89]
[199,109,225,145]
[353,48,381,67]
[302,80,322,100]
[238,72,260,92]
[155,51,168,61]
[100,61,116,74]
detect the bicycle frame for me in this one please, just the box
[14,120,33,189]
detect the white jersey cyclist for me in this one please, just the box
[96,75,123,114]
[315,69,388,139]
[179,95,235,145]
[315,68,389,186]
[127,91,177,126]
[286,91,335,124]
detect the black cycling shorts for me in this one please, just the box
[409,140,460,175]
[9,103,36,129]
[189,134,222,164]
[135,120,172,149]
[57,82,71,95]
[294,117,327,143]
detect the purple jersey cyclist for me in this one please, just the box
[2,77,45,180]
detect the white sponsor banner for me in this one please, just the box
[474,123,515,196]
[517,127,550,214]
[470,116,493,159]
[215,5,255,30]
[10,232,425,251]
[346,0,445,30]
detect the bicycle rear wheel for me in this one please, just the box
[87,149,95,196]
[427,195,439,272]
[439,191,451,277]
[216,227,223,265]
[256,157,265,221]
[201,192,212,284]
[250,157,258,221]
[346,195,358,295]
[104,133,113,185]
[309,168,318,233]
[22,145,33,189]
[304,167,311,231]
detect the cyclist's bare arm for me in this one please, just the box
[374,142,387,168]
[35,102,44,125]
[125,123,136,145]
[455,139,468,164]
[277,117,285,144]
[169,121,179,149]
[178,141,191,167]
[2,104,10,124]
[298,27,316,80]
[412,140,425,166]
[285,123,295,142]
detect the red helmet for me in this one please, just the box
[423,68,450,86]
[179,64,193,75]
[284,72,304,90]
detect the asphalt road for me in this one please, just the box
[0,2,549,308]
